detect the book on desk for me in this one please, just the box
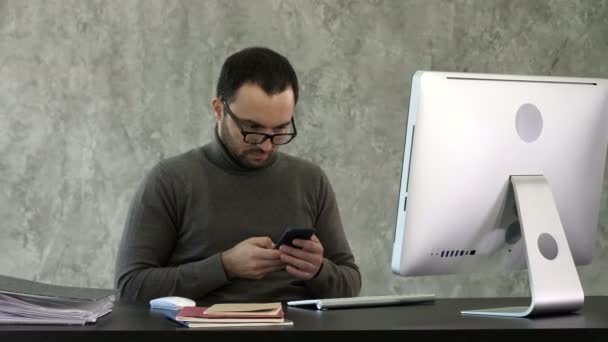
[0,275,115,325]
[154,302,293,328]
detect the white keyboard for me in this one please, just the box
[287,293,435,310]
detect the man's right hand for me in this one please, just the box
[220,237,284,280]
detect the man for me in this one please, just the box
[115,47,361,303]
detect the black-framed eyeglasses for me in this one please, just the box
[221,98,297,145]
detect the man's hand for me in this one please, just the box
[221,237,284,280]
[279,235,324,280]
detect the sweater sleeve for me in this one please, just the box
[305,169,362,298]
[114,163,229,303]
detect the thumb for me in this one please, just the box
[249,236,274,249]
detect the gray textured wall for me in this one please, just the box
[1,0,607,298]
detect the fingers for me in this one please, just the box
[240,235,323,280]
[278,235,323,267]
[251,266,285,280]
[278,235,323,280]
[279,251,317,273]
[246,237,282,260]
[254,247,282,260]
[240,258,284,280]
[279,244,310,260]
[254,258,285,269]
[248,236,275,249]
[260,265,285,275]
[291,235,323,254]
[282,241,323,259]
[285,265,314,279]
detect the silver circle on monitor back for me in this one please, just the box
[515,103,543,142]
[538,233,559,260]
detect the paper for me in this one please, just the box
[0,275,115,325]
[182,319,293,328]
[205,302,281,313]
[177,307,284,323]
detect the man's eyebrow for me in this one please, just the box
[240,118,292,129]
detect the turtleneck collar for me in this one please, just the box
[203,125,279,173]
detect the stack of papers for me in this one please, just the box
[174,302,293,328]
[0,275,115,325]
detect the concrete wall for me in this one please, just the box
[1,0,607,297]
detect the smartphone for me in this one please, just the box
[274,227,316,249]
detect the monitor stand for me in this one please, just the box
[461,175,584,317]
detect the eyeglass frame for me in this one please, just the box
[221,98,298,145]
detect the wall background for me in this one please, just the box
[1,0,607,297]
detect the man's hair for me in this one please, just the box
[216,47,299,104]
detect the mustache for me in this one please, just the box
[243,148,269,156]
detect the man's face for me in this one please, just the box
[213,83,295,168]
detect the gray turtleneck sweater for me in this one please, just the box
[114,132,361,303]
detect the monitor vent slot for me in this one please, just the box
[439,250,477,257]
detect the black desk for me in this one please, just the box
[1,297,608,341]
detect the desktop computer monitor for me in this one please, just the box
[391,71,608,317]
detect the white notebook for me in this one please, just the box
[287,294,435,310]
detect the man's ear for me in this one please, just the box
[211,98,223,122]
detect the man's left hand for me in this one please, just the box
[279,234,324,280]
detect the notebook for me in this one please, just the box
[177,306,285,322]
[203,302,283,318]
[155,302,293,328]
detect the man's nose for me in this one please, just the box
[258,138,273,153]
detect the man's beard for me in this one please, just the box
[220,120,274,169]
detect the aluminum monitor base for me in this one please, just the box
[461,175,584,318]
